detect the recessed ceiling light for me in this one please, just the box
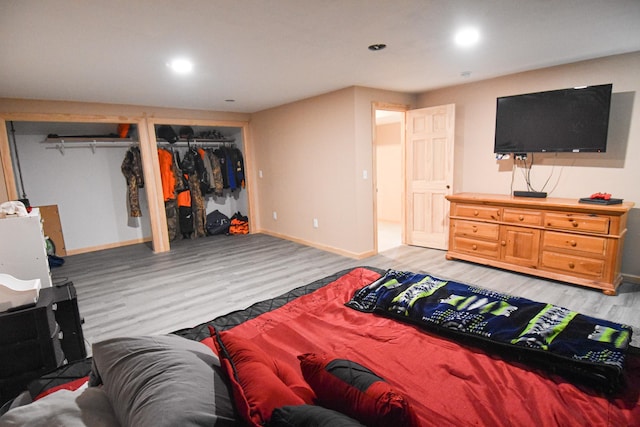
[454,28,480,47]
[167,58,194,74]
[368,44,387,51]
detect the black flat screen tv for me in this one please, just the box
[494,83,612,154]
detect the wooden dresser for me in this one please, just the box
[445,193,634,295]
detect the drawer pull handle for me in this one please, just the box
[519,215,524,221]
[473,210,479,216]
[570,240,577,247]
[472,244,477,250]
[501,241,506,246]
[572,222,579,228]
[472,226,478,232]
[568,262,575,269]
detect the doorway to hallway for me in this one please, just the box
[374,109,403,252]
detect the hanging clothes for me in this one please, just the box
[158,148,177,201]
[121,146,144,217]
[153,140,246,240]
[177,178,194,239]
[206,149,224,196]
[177,147,207,239]
[230,147,246,189]
[224,147,237,190]
[191,147,209,195]
[157,148,186,239]
[165,199,178,241]
[198,147,216,195]
[212,146,245,191]
[188,173,206,238]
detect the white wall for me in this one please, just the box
[417,52,640,201]
[250,87,415,257]
[250,88,358,253]
[417,52,640,278]
[375,121,402,222]
[13,129,151,252]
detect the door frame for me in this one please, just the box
[371,102,409,254]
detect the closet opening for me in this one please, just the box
[5,121,150,256]
[152,124,248,242]
[4,119,250,256]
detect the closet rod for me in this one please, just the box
[44,140,137,155]
[43,139,235,155]
[156,140,235,148]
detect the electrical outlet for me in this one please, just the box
[313,218,319,228]
[259,170,263,178]
[273,211,277,220]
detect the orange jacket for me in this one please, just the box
[158,149,176,201]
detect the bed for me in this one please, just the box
[1,266,639,426]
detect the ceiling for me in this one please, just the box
[1,0,639,114]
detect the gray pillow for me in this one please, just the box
[90,334,238,427]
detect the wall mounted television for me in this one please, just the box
[494,83,612,154]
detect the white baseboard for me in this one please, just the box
[622,273,640,285]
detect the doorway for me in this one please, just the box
[373,103,455,253]
[374,109,404,252]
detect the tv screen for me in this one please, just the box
[494,84,612,154]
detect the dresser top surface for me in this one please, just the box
[447,193,635,214]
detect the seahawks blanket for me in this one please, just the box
[346,270,632,393]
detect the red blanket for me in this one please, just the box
[219,267,640,426]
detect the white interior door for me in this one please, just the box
[405,104,455,250]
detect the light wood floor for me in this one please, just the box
[50,233,640,354]
[377,220,402,251]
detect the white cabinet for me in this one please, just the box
[0,208,52,288]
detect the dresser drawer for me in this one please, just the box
[540,251,605,279]
[544,213,610,234]
[543,231,607,255]
[453,204,501,221]
[452,236,500,258]
[452,220,500,240]
[503,208,542,226]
